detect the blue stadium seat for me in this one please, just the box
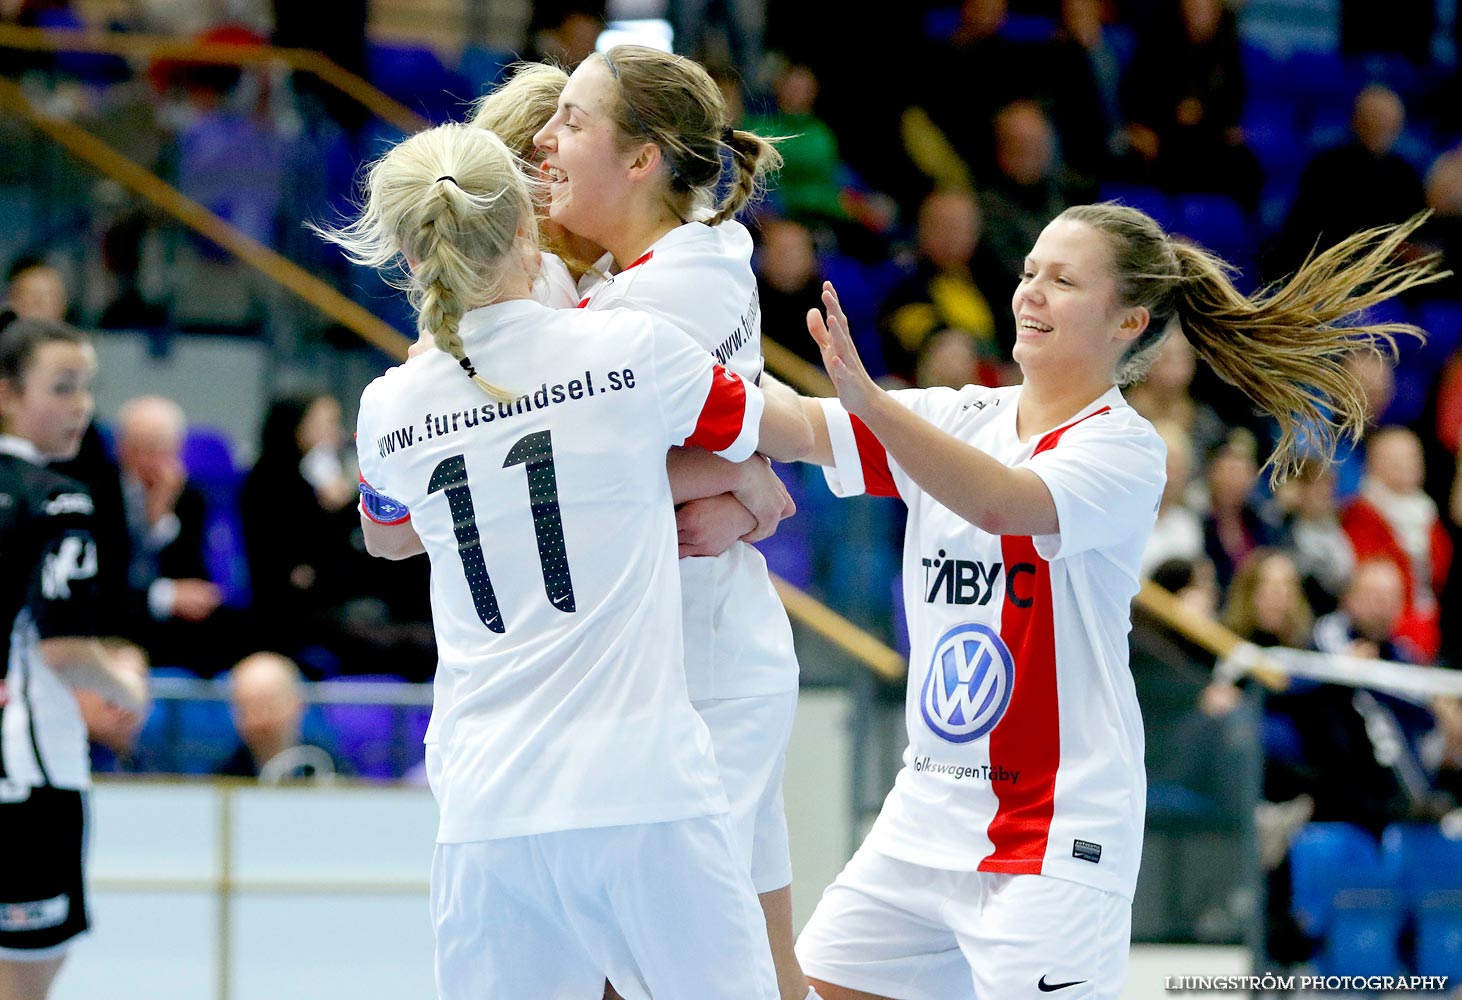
[1289,822,1391,936]
[33,8,130,84]
[997,14,1057,43]
[182,427,250,608]
[1415,895,1462,979]
[459,45,517,97]
[923,7,960,42]
[1286,49,1353,108]
[1242,99,1305,181]
[320,676,426,780]
[176,112,290,258]
[1240,42,1289,100]
[1321,889,1405,976]
[1173,194,1256,284]
[1415,300,1462,365]
[1291,822,1405,975]
[367,42,468,124]
[136,667,236,774]
[1097,184,1174,232]
[1260,711,1304,767]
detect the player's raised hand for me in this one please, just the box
[807,281,880,418]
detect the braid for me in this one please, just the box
[310,122,536,400]
[710,128,784,226]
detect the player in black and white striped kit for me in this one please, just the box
[0,317,149,1000]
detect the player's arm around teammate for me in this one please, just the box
[533,45,822,1000]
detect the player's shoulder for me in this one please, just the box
[12,461,93,523]
[897,382,1015,424]
[1043,388,1167,458]
[597,222,750,299]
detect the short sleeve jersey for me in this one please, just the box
[821,385,1165,900]
[577,220,797,701]
[0,437,101,792]
[355,300,765,842]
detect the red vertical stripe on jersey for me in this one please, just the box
[849,415,900,498]
[979,405,1110,873]
[684,365,749,452]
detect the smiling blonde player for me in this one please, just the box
[320,121,811,1000]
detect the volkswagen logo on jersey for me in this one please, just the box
[920,623,1014,744]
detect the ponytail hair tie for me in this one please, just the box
[721,127,736,144]
[458,355,477,378]
[436,175,457,186]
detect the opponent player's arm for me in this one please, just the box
[809,283,1059,537]
[43,637,149,716]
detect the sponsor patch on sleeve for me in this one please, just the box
[359,481,411,525]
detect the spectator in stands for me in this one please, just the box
[754,218,828,369]
[1223,548,1315,651]
[743,61,894,253]
[1142,421,1204,577]
[75,638,153,774]
[528,1,603,68]
[241,393,360,663]
[1118,0,1261,209]
[1418,143,1462,300]
[1055,0,1123,173]
[1279,459,1355,614]
[4,255,66,322]
[1125,332,1228,465]
[877,188,1009,384]
[116,395,228,673]
[904,0,1024,185]
[1328,349,1397,501]
[217,652,337,780]
[905,0,1105,192]
[1341,426,1451,660]
[912,328,987,390]
[978,100,1092,295]
[1273,85,1426,279]
[1201,428,1288,590]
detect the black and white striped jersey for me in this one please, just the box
[0,436,100,792]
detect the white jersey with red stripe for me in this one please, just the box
[576,220,797,701]
[820,383,1165,900]
[355,299,764,842]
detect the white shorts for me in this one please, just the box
[693,690,797,893]
[432,814,778,1000]
[796,845,1132,1000]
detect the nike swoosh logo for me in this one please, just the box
[1038,976,1087,992]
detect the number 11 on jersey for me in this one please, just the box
[427,430,577,634]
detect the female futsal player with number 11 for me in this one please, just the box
[321,121,810,999]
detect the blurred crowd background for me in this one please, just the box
[6,0,1462,978]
